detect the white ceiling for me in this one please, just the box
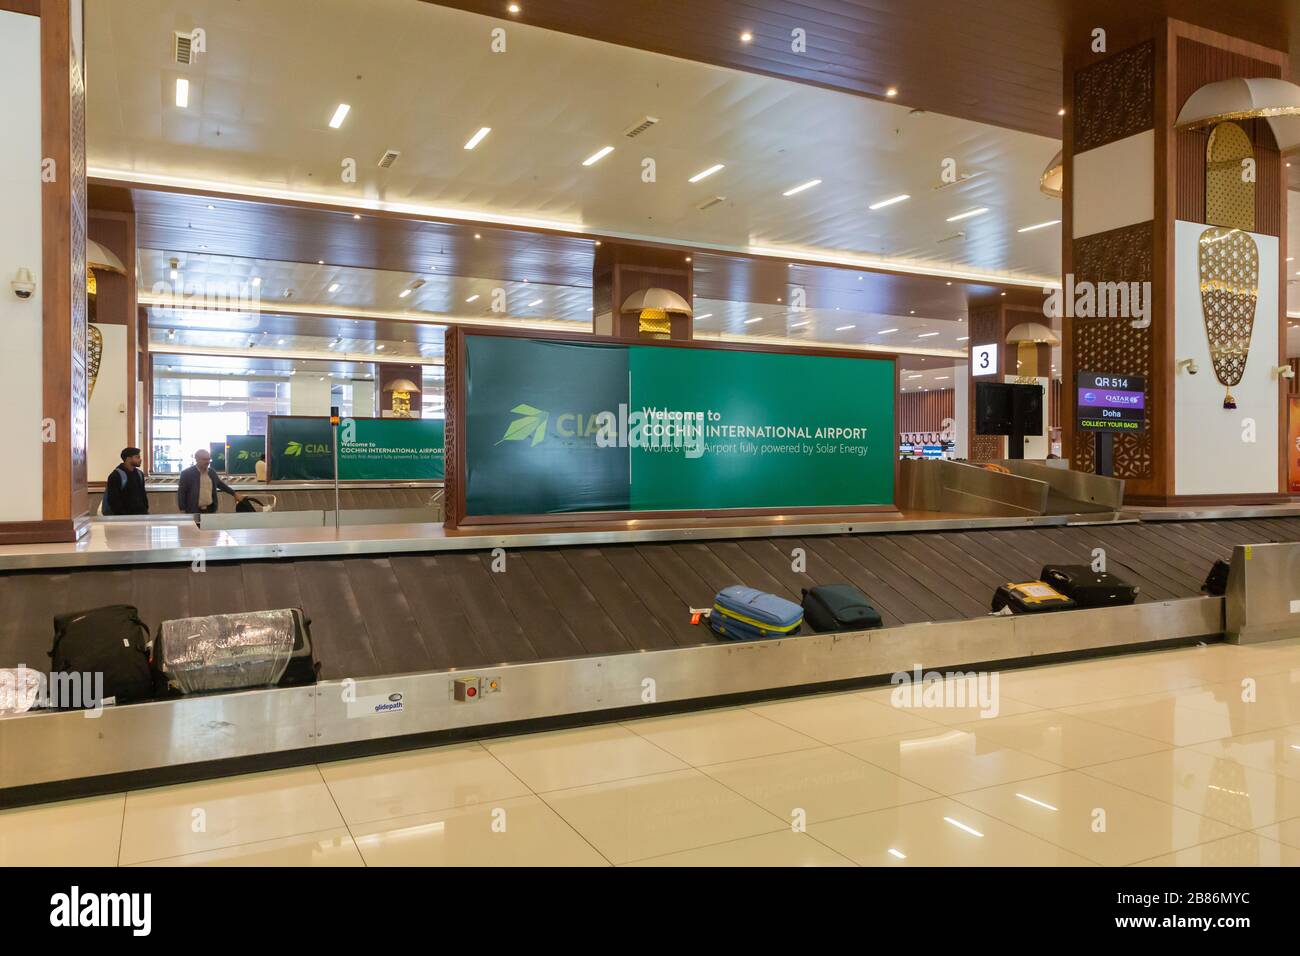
[87,0,1066,286]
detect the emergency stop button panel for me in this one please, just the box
[452,676,481,702]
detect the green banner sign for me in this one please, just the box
[267,417,444,480]
[225,435,265,474]
[465,335,895,516]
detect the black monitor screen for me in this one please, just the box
[975,382,1044,436]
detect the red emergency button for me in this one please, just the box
[467,686,477,697]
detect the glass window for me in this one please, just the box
[151,373,291,473]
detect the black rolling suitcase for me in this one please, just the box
[1201,559,1230,596]
[49,604,154,706]
[1039,565,1138,608]
[991,581,1076,614]
[801,585,883,632]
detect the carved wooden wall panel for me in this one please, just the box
[1073,41,1154,153]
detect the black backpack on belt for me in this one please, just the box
[49,605,154,706]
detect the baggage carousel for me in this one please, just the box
[2,506,1298,805]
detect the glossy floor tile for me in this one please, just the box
[627,830,856,867]
[1253,816,1300,849]
[539,768,786,864]
[952,771,1240,866]
[746,691,940,744]
[0,794,125,867]
[808,797,1095,866]
[1060,692,1245,746]
[1132,831,1300,867]
[137,828,364,867]
[119,767,345,866]
[859,679,1042,725]
[1188,726,1300,781]
[484,723,687,792]
[700,745,937,822]
[1083,748,1300,830]
[318,742,531,825]
[955,710,1170,768]
[841,726,1064,794]
[621,707,823,765]
[351,796,609,867]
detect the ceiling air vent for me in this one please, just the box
[696,196,726,211]
[377,149,402,169]
[936,231,966,244]
[622,116,659,139]
[173,31,194,65]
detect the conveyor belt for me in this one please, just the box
[85,487,440,515]
[3,516,1297,681]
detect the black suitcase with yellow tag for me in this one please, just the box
[991,580,1076,614]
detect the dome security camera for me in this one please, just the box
[10,268,35,300]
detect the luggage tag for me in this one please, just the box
[689,607,712,625]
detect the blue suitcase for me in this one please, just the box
[709,585,803,640]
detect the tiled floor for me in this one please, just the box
[3,638,1299,866]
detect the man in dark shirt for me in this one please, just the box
[103,447,149,515]
[177,447,244,515]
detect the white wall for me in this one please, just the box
[290,376,331,415]
[1072,130,1154,239]
[1174,220,1279,495]
[0,12,44,522]
[87,324,128,480]
[351,378,375,417]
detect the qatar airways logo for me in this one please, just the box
[1083,391,1140,406]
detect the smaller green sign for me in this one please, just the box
[225,435,266,475]
[267,417,443,480]
[208,442,226,473]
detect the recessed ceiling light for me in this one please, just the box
[685,256,692,262]
[789,320,810,328]
[464,126,491,150]
[946,281,952,286]
[1057,108,1066,116]
[695,313,713,320]
[909,310,915,314]
[744,317,762,324]
[317,259,324,265]
[398,289,412,298]
[474,233,482,240]
[957,335,969,341]
[250,276,261,287]
[377,344,385,350]
[946,207,989,222]
[328,283,340,293]
[352,213,361,220]
[205,203,214,210]
[582,146,615,166]
[175,78,189,108]
[1000,291,1007,296]
[688,163,725,183]
[835,324,855,332]
[277,339,284,345]
[594,240,602,246]
[740,31,753,43]
[508,4,521,14]
[936,376,950,381]
[528,298,543,307]
[917,331,940,338]
[783,179,822,197]
[907,374,923,380]
[878,328,898,334]
[1017,219,1061,232]
[869,193,910,210]
[328,103,351,129]
[466,294,480,303]
[885,87,898,97]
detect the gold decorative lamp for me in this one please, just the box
[83,239,126,400]
[1005,321,1059,381]
[620,287,693,340]
[1039,149,1063,199]
[382,378,421,418]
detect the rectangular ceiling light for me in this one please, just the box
[835,324,855,331]
[877,328,898,334]
[464,126,491,150]
[783,179,822,197]
[744,317,762,324]
[869,193,910,210]
[907,374,923,380]
[946,207,988,222]
[328,103,351,129]
[957,335,969,341]
[582,146,615,166]
[465,294,480,303]
[689,163,725,183]
[398,289,412,298]
[1017,219,1061,233]
[175,78,189,108]
[694,313,713,320]
[528,298,543,307]
[789,320,810,328]
[917,331,940,337]
[328,283,340,293]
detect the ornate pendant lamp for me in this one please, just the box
[620,287,693,340]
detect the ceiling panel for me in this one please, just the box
[87,0,1065,284]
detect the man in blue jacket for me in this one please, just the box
[177,448,244,515]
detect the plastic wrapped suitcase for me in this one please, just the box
[990,581,1076,614]
[153,608,318,695]
[1039,565,1138,607]
[801,584,883,632]
[709,585,803,640]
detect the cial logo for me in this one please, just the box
[498,404,549,446]
[284,440,329,457]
